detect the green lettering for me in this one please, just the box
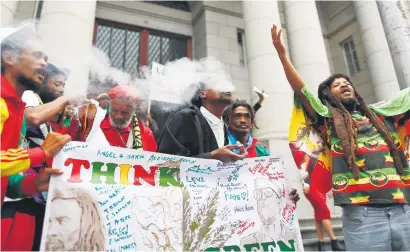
[261,241,276,251]
[277,240,295,251]
[222,245,241,252]
[159,167,182,187]
[91,162,117,184]
[204,248,220,252]
[244,243,260,252]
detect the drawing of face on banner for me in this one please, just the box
[44,184,106,251]
[254,178,282,226]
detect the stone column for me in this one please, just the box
[243,1,316,219]
[38,0,97,97]
[1,0,19,27]
[354,1,400,100]
[284,1,331,92]
[283,0,342,216]
[377,0,410,89]
[243,0,291,140]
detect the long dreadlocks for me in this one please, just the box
[318,74,407,180]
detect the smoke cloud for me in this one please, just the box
[2,19,235,111]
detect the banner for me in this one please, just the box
[40,142,303,251]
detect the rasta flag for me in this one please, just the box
[288,93,332,195]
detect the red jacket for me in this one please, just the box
[0,76,46,204]
[63,105,157,152]
[1,75,47,251]
[100,116,157,151]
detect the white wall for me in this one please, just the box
[196,1,251,102]
[317,1,377,103]
[96,1,192,37]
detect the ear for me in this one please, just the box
[199,90,206,99]
[1,51,17,67]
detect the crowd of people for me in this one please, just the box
[0,21,409,251]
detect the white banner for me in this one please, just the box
[40,142,303,251]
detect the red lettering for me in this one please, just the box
[65,158,90,183]
[133,165,158,186]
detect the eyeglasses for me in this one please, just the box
[254,188,275,200]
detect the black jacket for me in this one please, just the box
[157,105,220,158]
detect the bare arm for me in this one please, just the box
[25,96,68,126]
[271,24,318,120]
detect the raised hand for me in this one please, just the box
[271,24,286,57]
[257,90,265,103]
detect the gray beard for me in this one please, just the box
[109,115,132,129]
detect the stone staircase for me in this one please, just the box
[298,216,345,251]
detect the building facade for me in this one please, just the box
[2,0,410,221]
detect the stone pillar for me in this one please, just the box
[243,0,291,140]
[243,1,316,219]
[38,0,97,97]
[377,0,410,89]
[284,1,331,93]
[283,1,342,216]
[354,1,400,101]
[1,0,19,27]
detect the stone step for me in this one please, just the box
[300,224,344,240]
[303,236,345,251]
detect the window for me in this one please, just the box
[342,38,360,75]
[95,24,140,75]
[148,34,188,66]
[145,1,190,12]
[94,20,191,74]
[237,30,246,67]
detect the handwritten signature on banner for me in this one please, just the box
[187,165,216,175]
[249,161,285,181]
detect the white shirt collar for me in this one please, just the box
[200,106,222,125]
[200,106,225,148]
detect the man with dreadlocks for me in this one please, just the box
[222,100,300,203]
[271,24,410,251]
[222,100,270,158]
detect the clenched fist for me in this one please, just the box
[41,132,72,158]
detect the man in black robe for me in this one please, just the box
[158,85,246,162]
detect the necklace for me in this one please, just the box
[113,127,127,147]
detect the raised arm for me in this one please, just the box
[271,24,318,120]
[24,96,69,125]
